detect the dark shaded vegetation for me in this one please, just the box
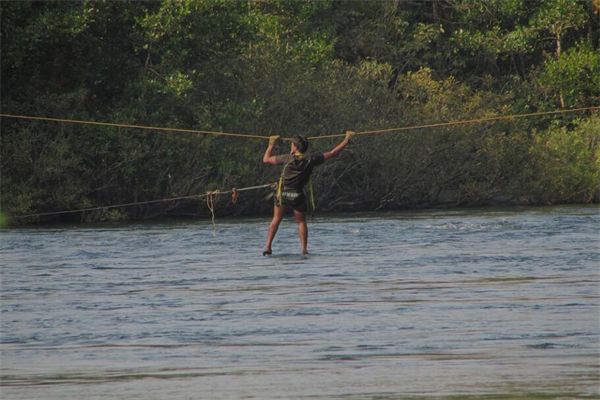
[1,0,598,224]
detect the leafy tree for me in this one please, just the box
[531,0,588,107]
[539,42,600,107]
[528,116,600,203]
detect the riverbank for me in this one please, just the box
[5,200,599,228]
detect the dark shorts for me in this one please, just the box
[276,190,307,212]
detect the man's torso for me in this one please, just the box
[276,153,325,191]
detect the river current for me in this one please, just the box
[1,206,598,399]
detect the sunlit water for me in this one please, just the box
[1,206,599,399]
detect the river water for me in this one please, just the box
[1,206,598,399]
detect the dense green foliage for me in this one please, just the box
[1,0,599,223]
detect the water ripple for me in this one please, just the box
[1,206,598,399]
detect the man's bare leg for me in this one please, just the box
[293,209,308,255]
[264,205,284,255]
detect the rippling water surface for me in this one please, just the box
[1,206,599,399]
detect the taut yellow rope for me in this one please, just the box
[0,113,272,140]
[307,106,600,140]
[2,106,598,142]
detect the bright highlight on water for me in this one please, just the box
[1,206,598,399]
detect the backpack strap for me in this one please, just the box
[275,155,295,206]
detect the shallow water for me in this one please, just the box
[1,206,599,399]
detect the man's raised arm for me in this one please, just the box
[323,131,355,161]
[263,135,281,165]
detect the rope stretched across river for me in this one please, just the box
[1,106,598,142]
[307,106,600,140]
[11,183,275,220]
[0,113,269,140]
[3,105,598,222]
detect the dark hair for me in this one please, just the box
[293,135,309,153]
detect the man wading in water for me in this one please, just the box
[262,131,354,256]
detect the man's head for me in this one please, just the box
[292,135,309,153]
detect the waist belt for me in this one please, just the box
[281,190,301,200]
